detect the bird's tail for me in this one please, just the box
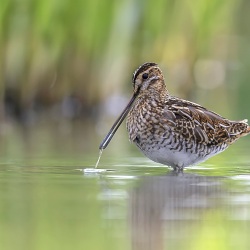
[226,119,250,144]
[245,126,250,135]
[239,119,250,137]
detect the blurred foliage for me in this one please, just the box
[0,0,250,124]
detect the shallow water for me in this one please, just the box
[0,123,250,250]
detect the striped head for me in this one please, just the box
[132,62,166,94]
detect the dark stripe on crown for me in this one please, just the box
[132,62,158,83]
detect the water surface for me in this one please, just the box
[0,123,250,250]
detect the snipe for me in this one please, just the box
[99,62,250,171]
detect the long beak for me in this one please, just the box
[99,91,139,150]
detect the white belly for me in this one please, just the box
[143,148,198,168]
[138,144,227,169]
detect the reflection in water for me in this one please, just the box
[129,172,223,250]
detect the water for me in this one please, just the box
[0,123,250,250]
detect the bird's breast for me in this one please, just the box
[126,99,165,144]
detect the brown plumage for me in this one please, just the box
[99,62,250,171]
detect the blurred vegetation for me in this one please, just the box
[1,0,250,125]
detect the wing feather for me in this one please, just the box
[163,97,248,145]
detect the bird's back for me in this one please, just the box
[163,96,250,146]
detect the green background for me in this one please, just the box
[1,1,250,250]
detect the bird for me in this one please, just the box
[99,62,250,171]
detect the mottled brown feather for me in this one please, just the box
[163,97,250,146]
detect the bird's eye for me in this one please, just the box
[142,73,148,80]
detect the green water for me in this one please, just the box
[0,123,250,250]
